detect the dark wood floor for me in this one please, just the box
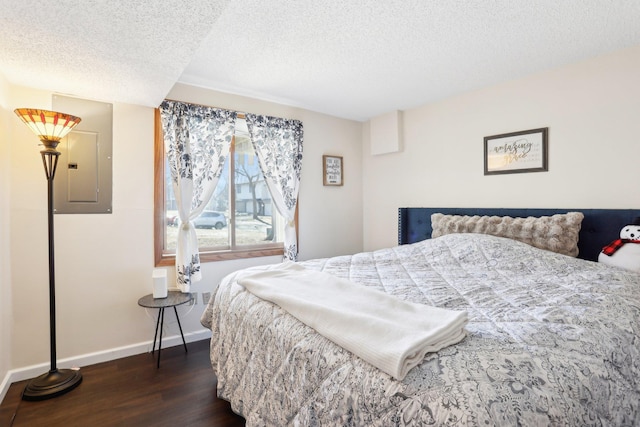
[0,339,245,427]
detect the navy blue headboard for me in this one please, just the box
[398,208,640,261]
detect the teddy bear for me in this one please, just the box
[598,222,640,272]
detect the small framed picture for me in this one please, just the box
[323,155,343,186]
[484,127,548,175]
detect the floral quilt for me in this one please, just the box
[201,233,640,426]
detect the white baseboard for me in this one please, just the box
[0,328,211,404]
[0,372,12,407]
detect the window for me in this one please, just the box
[155,111,293,266]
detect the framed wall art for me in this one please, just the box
[323,155,343,186]
[484,127,548,175]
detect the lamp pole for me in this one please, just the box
[43,145,60,374]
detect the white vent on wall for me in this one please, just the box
[370,110,403,156]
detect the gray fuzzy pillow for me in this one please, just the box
[431,212,584,257]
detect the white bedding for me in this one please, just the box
[201,233,640,426]
[236,261,467,380]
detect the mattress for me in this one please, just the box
[201,233,640,426]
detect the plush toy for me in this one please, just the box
[598,221,640,272]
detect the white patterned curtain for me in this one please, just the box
[246,114,303,261]
[160,100,237,291]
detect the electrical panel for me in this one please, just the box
[52,95,113,214]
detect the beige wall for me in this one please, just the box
[363,45,640,251]
[0,71,12,391]
[2,82,363,378]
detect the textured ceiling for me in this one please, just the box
[0,0,230,107]
[2,1,640,121]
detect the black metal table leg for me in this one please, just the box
[152,307,161,354]
[157,307,165,368]
[174,306,188,353]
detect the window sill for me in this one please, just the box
[155,247,284,267]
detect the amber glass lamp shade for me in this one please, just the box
[14,108,81,150]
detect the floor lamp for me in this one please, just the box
[14,108,83,401]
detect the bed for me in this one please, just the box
[201,208,640,426]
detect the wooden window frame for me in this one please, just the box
[154,108,296,266]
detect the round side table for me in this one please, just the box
[137,291,193,368]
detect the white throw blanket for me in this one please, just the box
[236,262,468,380]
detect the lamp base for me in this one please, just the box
[22,368,83,401]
